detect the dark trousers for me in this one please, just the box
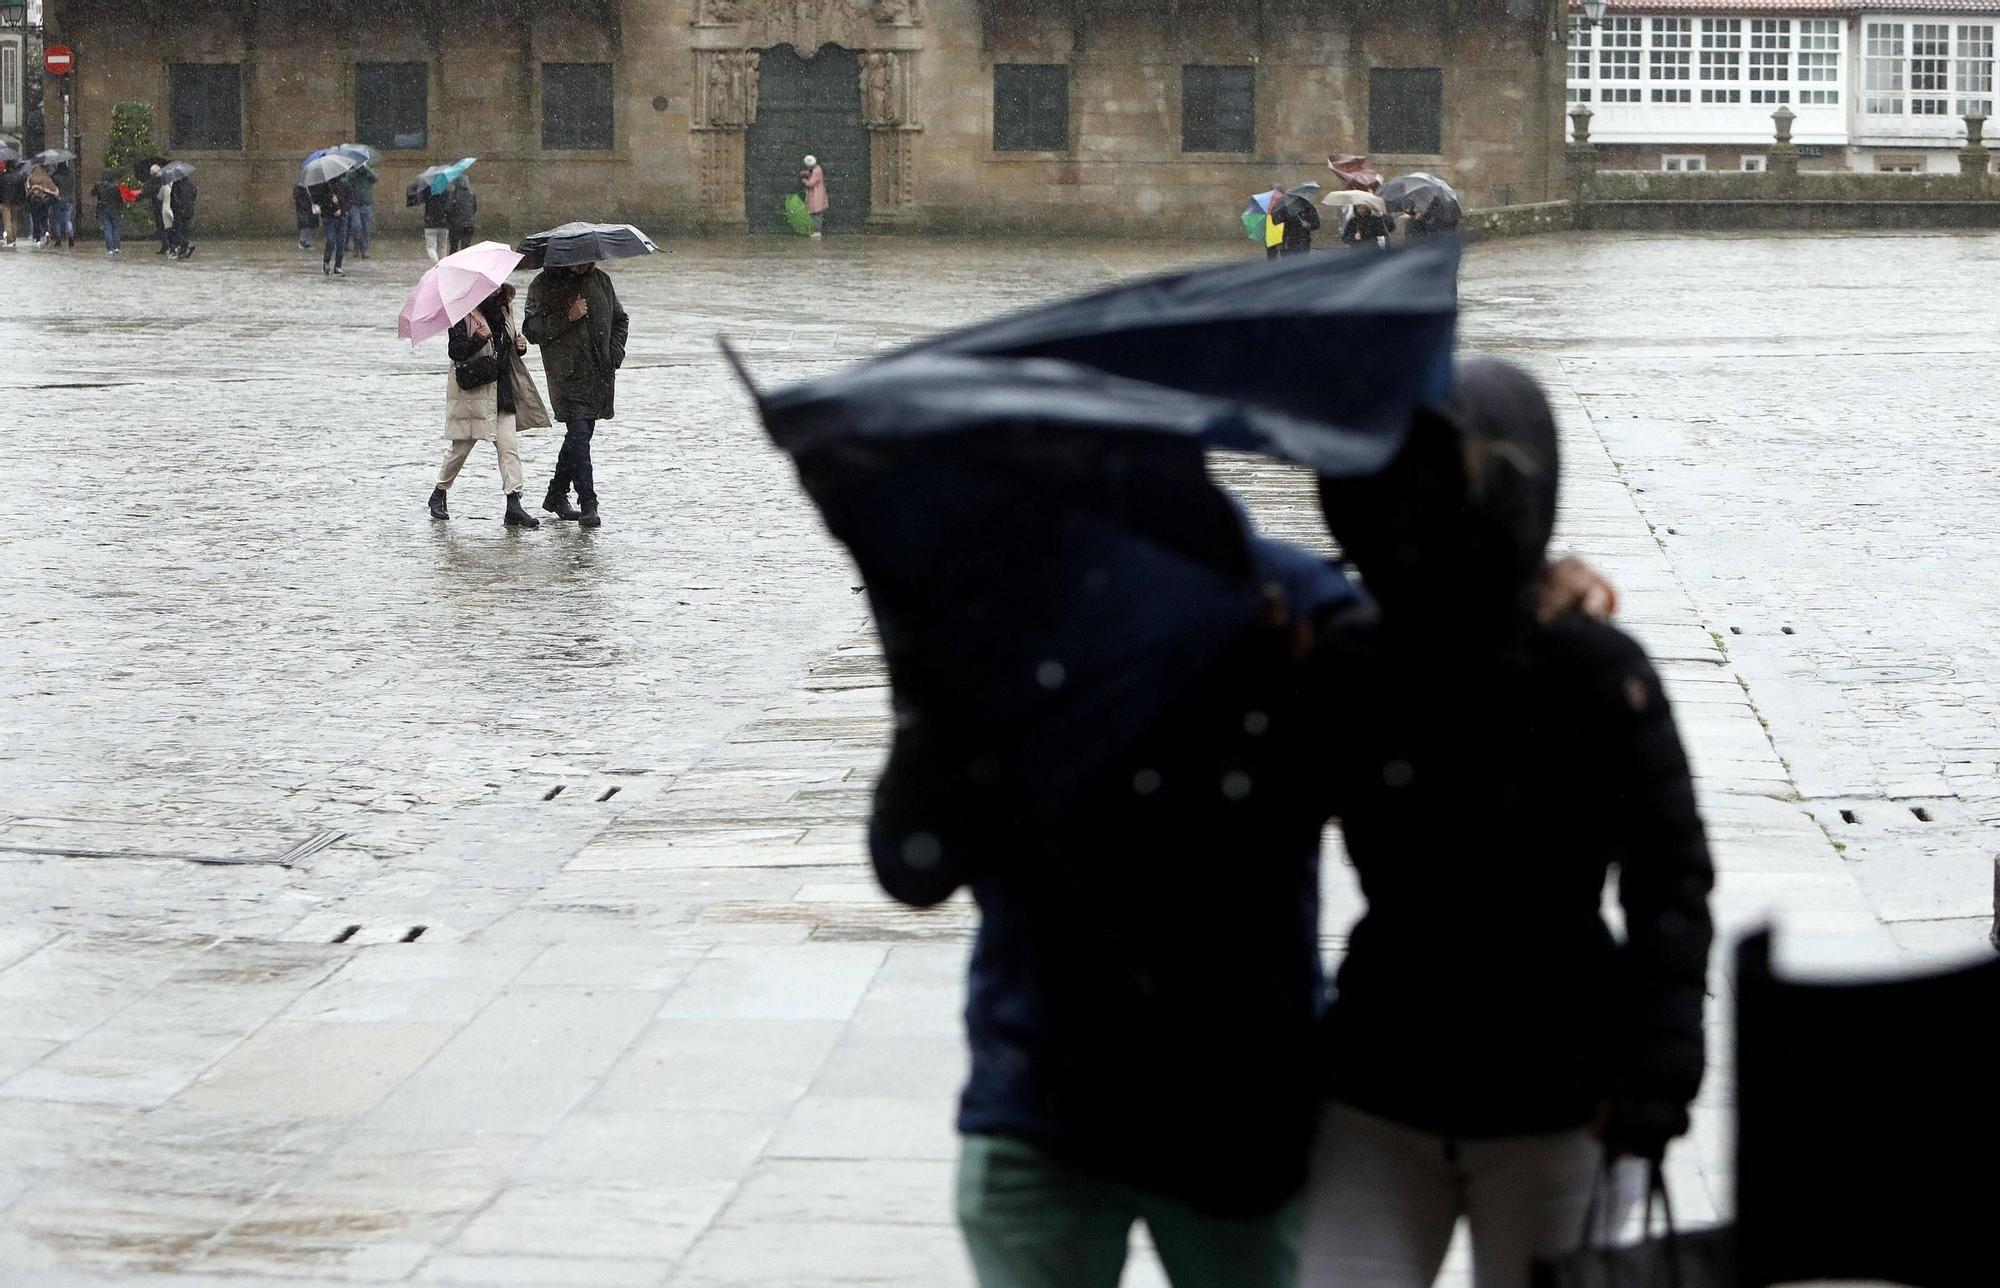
[100,213,122,251]
[166,221,190,255]
[322,213,347,268]
[448,227,474,254]
[550,419,598,507]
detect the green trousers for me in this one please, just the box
[957,1134,1302,1288]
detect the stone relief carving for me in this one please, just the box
[698,0,744,24]
[870,0,917,25]
[699,49,761,127]
[700,0,920,51]
[860,50,907,127]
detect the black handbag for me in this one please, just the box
[1531,1160,1736,1288]
[455,351,500,391]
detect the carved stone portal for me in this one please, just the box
[860,50,908,127]
[698,49,761,127]
[697,0,920,54]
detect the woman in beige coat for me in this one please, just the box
[428,284,552,526]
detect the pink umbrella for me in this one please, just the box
[396,240,525,345]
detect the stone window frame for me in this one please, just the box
[355,61,430,152]
[1179,64,1257,155]
[541,61,617,153]
[990,63,1070,154]
[168,62,244,153]
[1367,67,1444,157]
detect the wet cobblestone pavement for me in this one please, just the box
[1,230,1996,1284]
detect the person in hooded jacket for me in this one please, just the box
[445,177,476,255]
[865,442,1621,1288]
[312,177,349,276]
[1296,357,1713,1288]
[523,260,627,528]
[24,164,56,244]
[91,170,127,254]
[423,184,451,262]
[429,283,552,527]
[294,183,319,249]
[51,162,78,248]
[0,161,25,247]
[1276,191,1321,258]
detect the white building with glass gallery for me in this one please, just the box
[1567,1,1998,173]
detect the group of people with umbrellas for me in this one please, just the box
[0,143,83,249]
[1244,154,1463,257]
[1,141,195,257]
[398,220,657,529]
[292,143,383,274]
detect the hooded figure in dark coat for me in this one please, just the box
[1297,357,1715,1288]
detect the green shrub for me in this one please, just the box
[103,101,158,177]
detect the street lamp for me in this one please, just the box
[1578,0,1611,28]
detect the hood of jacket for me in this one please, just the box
[1315,354,1558,628]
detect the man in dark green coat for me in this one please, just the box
[523,262,629,528]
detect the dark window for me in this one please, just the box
[543,63,615,151]
[1181,65,1255,152]
[356,62,428,151]
[993,64,1069,151]
[1369,67,1444,154]
[169,64,242,150]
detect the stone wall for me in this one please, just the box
[47,0,1569,237]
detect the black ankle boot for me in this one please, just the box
[429,487,449,520]
[504,493,542,528]
[541,486,581,520]
[578,500,602,529]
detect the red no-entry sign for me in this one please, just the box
[44,46,75,76]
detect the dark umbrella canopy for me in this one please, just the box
[897,239,1461,462]
[743,246,1459,826]
[0,141,20,164]
[1735,929,2000,1288]
[154,161,197,184]
[1380,173,1462,233]
[516,221,659,268]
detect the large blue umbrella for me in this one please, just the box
[739,245,1460,889]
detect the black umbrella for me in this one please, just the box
[154,161,197,184]
[0,141,20,164]
[1380,173,1462,234]
[738,246,1460,853]
[1735,929,2000,1288]
[515,222,659,269]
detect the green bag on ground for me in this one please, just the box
[784,193,813,236]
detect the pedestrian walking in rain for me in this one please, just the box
[800,155,828,238]
[51,162,78,248]
[423,183,451,262]
[1297,357,1713,1288]
[524,259,627,528]
[431,283,551,527]
[312,176,349,276]
[347,163,377,258]
[1276,191,1320,258]
[445,177,477,255]
[24,163,56,245]
[91,170,126,255]
[163,171,197,260]
[293,183,318,249]
[139,161,170,254]
[0,162,24,247]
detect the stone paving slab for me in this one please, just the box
[2,232,1996,1282]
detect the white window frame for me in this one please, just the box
[1662,154,1708,172]
[1740,154,1769,171]
[1798,19,1841,106]
[1700,18,1744,103]
[1876,155,1925,172]
[1866,21,1996,117]
[1651,19,1694,103]
[1567,16,1593,103]
[1598,17,1644,104]
[1958,24,1995,116]
[1749,19,1793,104]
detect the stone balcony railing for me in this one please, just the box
[1561,105,1998,229]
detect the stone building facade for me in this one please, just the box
[46,0,1568,236]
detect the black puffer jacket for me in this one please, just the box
[1311,357,1713,1156]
